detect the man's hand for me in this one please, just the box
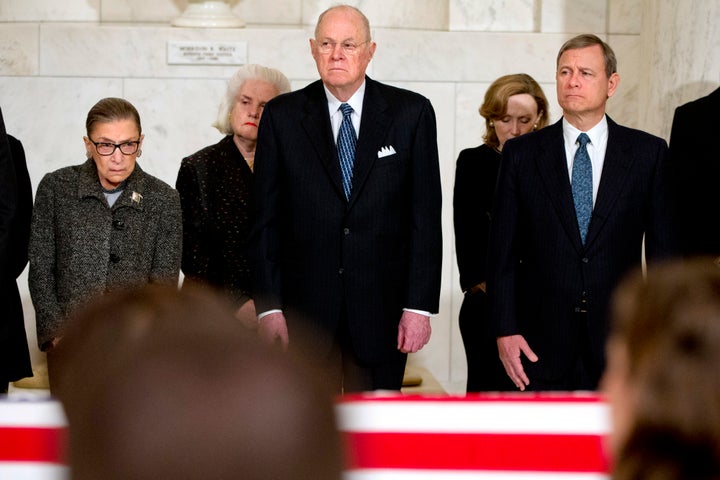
[235,299,257,330]
[258,311,289,351]
[497,334,538,391]
[397,311,431,353]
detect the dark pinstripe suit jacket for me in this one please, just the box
[488,117,679,385]
[251,77,442,363]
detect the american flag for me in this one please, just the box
[0,398,68,479]
[0,393,611,480]
[336,393,611,479]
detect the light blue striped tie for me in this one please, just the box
[337,103,356,199]
[572,133,593,245]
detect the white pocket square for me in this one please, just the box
[377,146,396,158]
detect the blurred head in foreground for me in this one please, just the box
[53,285,343,480]
[604,258,720,480]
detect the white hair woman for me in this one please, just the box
[176,64,290,323]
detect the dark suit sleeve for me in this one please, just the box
[0,108,17,278]
[644,136,680,262]
[487,142,522,337]
[8,136,31,279]
[404,98,442,313]
[453,149,491,291]
[250,105,284,313]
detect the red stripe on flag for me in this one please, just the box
[0,427,67,463]
[344,432,610,472]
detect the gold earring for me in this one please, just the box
[533,124,538,130]
[489,120,494,127]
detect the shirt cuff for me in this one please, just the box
[257,309,283,320]
[403,308,433,317]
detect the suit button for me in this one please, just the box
[338,268,344,274]
[343,227,350,235]
[582,257,589,263]
[110,254,120,263]
[113,219,125,230]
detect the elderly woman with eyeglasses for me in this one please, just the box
[29,97,182,386]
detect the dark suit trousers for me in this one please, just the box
[459,290,516,392]
[526,311,601,391]
[324,312,407,394]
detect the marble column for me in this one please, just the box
[638,0,720,140]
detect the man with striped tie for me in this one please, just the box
[488,34,679,391]
[250,5,442,393]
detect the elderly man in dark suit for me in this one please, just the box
[251,4,442,393]
[669,86,720,260]
[488,34,678,392]
[0,108,33,393]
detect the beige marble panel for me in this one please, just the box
[124,78,228,186]
[234,0,302,25]
[38,24,315,80]
[540,0,607,34]
[372,30,568,84]
[609,0,641,34]
[100,0,182,23]
[302,0,448,31]
[639,0,720,140]
[449,0,535,32]
[0,76,123,181]
[101,0,302,25]
[0,25,40,76]
[0,0,99,21]
[606,34,642,129]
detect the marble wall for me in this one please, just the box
[1,0,717,393]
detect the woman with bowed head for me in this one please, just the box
[453,73,549,392]
[176,64,291,325]
[29,97,182,387]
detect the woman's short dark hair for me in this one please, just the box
[85,97,142,137]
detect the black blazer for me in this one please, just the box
[176,135,254,306]
[669,86,720,257]
[488,117,679,383]
[453,144,501,291]
[0,132,33,383]
[251,77,442,363]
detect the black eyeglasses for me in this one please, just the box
[88,138,141,156]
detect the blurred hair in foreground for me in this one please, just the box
[606,257,720,480]
[54,284,343,480]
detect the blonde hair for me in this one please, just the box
[479,73,549,150]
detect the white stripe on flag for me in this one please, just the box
[0,464,69,480]
[336,401,610,434]
[0,400,66,427]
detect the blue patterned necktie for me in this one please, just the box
[337,103,357,199]
[572,133,593,245]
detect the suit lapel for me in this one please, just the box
[534,121,585,251]
[584,117,633,247]
[301,81,346,200]
[349,78,391,207]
